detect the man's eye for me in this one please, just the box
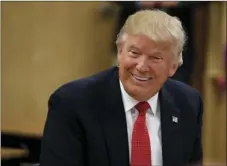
[149,56,163,61]
[130,50,139,55]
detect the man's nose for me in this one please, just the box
[136,56,149,72]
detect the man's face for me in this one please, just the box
[117,34,178,101]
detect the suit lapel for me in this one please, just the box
[97,67,130,166]
[159,85,183,166]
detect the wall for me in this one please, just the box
[203,2,226,165]
[2,2,119,135]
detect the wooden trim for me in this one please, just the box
[191,4,210,98]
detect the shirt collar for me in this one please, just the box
[119,80,159,115]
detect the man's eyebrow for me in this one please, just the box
[149,50,162,54]
[128,45,141,50]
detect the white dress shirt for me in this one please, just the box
[119,80,163,166]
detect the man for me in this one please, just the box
[40,10,203,166]
[113,1,208,85]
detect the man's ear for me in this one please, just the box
[168,62,179,77]
[168,52,182,77]
[117,44,123,54]
[117,33,127,55]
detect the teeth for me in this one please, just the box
[133,75,150,81]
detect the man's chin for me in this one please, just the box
[127,86,151,100]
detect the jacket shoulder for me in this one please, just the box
[165,79,201,98]
[164,79,203,117]
[50,67,116,100]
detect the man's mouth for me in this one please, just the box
[131,73,152,82]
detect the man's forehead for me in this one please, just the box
[125,33,171,46]
[126,39,172,52]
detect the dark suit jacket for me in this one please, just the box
[39,67,203,166]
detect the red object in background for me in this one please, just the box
[215,44,227,95]
[215,76,226,92]
[213,45,226,95]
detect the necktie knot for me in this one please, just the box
[135,101,150,116]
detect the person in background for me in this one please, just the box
[113,1,208,85]
[40,9,203,166]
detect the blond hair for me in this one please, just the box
[116,9,187,66]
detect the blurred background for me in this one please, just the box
[1,1,226,166]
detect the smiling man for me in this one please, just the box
[40,10,203,166]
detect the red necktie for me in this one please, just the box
[131,101,151,166]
